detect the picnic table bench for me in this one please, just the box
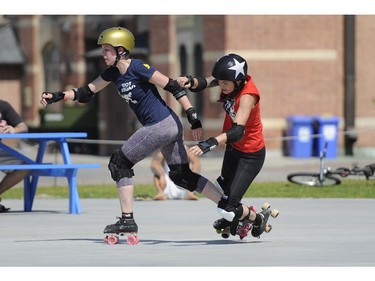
[0,132,100,214]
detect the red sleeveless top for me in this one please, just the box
[222,75,265,153]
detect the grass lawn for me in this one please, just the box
[2,179,375,200]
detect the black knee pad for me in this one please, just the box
[108,149,134,182]
[168,163,200,192]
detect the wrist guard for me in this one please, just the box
[185,107,202,130]
[189,77,207,92]
[44,91,65,104]
[182,74,195,88]
[164,78,186,100]
[198,137,218,154]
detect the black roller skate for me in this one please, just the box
[213,205,256,240]
[103,216,139,245]
[251,202,279,238]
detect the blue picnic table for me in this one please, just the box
[0,132,100,214]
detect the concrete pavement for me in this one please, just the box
[2,146,375,278]
[1,197,375,267]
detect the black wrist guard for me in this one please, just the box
[164,78,186,100]
[198,137,218,154]
[185,107,202,130]
[190,77,207,92]
[182,74,195,88]
[45,91,65,104]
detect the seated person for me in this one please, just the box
[151,147,200,200]
[0,99,29,212]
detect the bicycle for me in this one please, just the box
[287,143,375,187]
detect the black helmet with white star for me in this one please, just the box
[212,53,248,81]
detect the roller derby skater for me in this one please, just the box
[178,53,273,239]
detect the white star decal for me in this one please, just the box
[228,58,245,79]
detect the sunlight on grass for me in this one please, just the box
[2,180,375,200]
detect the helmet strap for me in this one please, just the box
[217,80,245,103]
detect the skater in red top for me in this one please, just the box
[178,53,268,238]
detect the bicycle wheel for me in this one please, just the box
[362,164,375,179]
[287,173,341,187]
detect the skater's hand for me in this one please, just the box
[188,144,204,157]
[40,91,65,106]
[177,76,191,88]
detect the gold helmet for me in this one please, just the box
[97,27,135,51]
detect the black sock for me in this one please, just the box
[122,212,133,219]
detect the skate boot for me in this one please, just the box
[251,209,270,238]
[251,202,280,238]
[103,217,139,245]
[104,216,138,234]
[213,218,231,238]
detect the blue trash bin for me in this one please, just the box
[286,115,314,158]
[313,116,339,159]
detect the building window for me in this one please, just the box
[43,43,61,91]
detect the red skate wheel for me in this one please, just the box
[127,236,139,245]
[238,227,249,238]
[106,235,118,245]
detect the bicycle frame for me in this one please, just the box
[318,142,328,184]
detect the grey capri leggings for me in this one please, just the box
[116,112,189,187]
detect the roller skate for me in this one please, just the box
[213,205,256,240]
[103,216,139,245]
[251,202,279,238]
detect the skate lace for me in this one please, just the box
[115,216,125,224]
[115,216,134,225]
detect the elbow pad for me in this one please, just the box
[163,78,186,100]
[72,85,95,103]
[226,123,245,143]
